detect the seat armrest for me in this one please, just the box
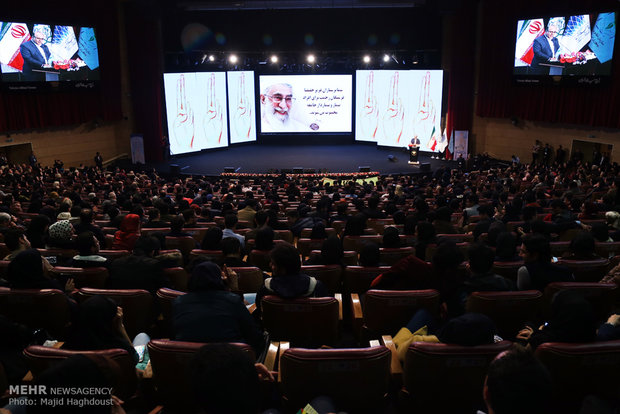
[381,335,403,384]
[335,293,343,320]
[351,293,364,340]
[264,342,279,372]
[277,341,290,383]
[148,405,163,414]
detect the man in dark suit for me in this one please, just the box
[20,29,51,81]
[530,23,560,75]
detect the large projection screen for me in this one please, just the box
[227,71,257,144]
[355,70,443,151]
[258,74,352,133]
[163,72,228,155]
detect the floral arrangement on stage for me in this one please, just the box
[559,52,587,64]
[221,171,381,179]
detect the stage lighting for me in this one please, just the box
[307,54,315,63]
[270,55,278,63]
[383,54,390,62]
[208,55,215,62]
[229,54,238,63]
[363,55,371,63]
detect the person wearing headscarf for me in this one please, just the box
[46,219,76,250]
[172,261,265,356]
[112,214,141,251]
[304,235,345,266]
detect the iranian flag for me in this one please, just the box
[515,19,545,65]
[0,22,30,71]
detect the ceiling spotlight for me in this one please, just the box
[307,54,315,63]
[208,55,215,62]
[229,54,238,64]
[363,55,371,63]
[270,55,278,63]
[383,54,390,62]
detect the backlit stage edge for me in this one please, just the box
[166,143,454,177]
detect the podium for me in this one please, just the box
[408,145,419,164]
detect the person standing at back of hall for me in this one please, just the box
[94,152,103,170]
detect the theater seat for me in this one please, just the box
[296,238,325,259]
[75,288,153,339]
[300,264,342,295]
[0,288,71,339]
[356,289,441,340]
[379,247,415,266]
[261,295,340,348]
[155,288,185,338]
[248,249,271,272]
[535,340,620,414]
[402,341,512,412]
[557,258,610,282]
[491,260,523,281]
[147,339,256,413]
[309,250,358,266]
[23,345,137,400]
[466,290,543,340]
[163,267,189,292]
[48,266,108,289]
[165,236,196,259]
[228,266,264,293]
[342,235,382,253]
[188,249,224,264]
[279,346,391,414]
[343,266,391,295]
[543,282,617,323]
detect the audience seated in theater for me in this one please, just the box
[237,199,258,225]
[605,211,620,241]
[358,242,384,267]
[342,213,367,237]
[362,195,386,219]
[494,232,520,262]
[393,309,498,362]
[7,249,71,292]
[3,354,126,414]
[472,204,498,242]
[413,221,437,261]
[108,236,170,294]
[25,215,50,249]
[563,231,602,260]
[516,289,596,350]
[243,210,269,242]
[382,226,401,248]
[222,214,245,249]
[371,240,464,297]
[590,222,613,243]
[432,206,461,234]
[182,208,199,228]
[255,243,330,317]
[303,235,345,266]
[112,214,141,251]
[189,343,274,414]
[73,208,104,244]
[172,261,265,355]
[309,221,328,240]
[481,346,552,414]
[201,226,223,250]
[254,226,275,252]
[517,233,573,291]
[46,219,76,250]
[0,315,32,386]
[69,231,109,268]
[142,207,168,229]
[218,237,250,268]
[64,296,147,364]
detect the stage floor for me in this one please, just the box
[167,144,452,176]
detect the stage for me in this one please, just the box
[164,143,453,176]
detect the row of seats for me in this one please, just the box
[17,337,620,414]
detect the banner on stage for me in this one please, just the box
[453,130,469,160]
[130,134,145,164]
